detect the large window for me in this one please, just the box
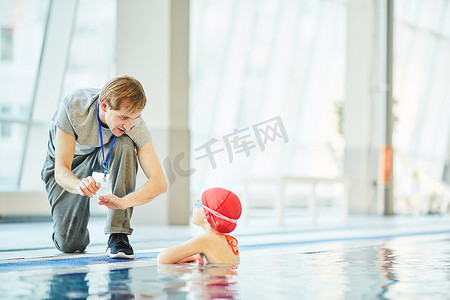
[393,0,450,212]
[61,0,116,96]
[0,0,49,188]
[0,0,115,189]
[189,0,346,197]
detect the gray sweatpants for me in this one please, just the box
[41,135,138,253]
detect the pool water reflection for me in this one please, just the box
[1,234,449,299]
[236,235,450,299]
[42,263,238,299]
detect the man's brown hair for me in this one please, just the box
[100,75,147,112]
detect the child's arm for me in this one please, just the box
[157,235,210,264]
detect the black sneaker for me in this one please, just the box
[107,233,134,259]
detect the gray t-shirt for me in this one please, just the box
[47,87,151,158]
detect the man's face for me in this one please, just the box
[100,99,142,137]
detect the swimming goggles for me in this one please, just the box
[194,199,238,224]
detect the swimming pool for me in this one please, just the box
[1,232,449,299]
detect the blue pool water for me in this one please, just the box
[1,233,449,299]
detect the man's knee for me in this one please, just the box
[53,232,89,253]
[114,135,135,153]
[110,135,137,171]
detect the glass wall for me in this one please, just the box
[0,0,116,189]
[393,0,450,213]
[61,0,116,97]
[189,0,347,204]
[0,0,50,188]
[189,0,450,215]
[1,0,448,217]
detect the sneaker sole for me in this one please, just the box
[108,252,134,259]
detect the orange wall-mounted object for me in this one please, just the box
[378,145,393,184]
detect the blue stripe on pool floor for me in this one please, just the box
[0,252,158,273]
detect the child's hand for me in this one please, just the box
[177,255,199,263]
[98,195,128,210]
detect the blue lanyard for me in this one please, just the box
[97,105,116,177]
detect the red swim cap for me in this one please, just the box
[201,187,242,233]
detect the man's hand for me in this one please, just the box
[98,195,128,210]
[77,176,101,197]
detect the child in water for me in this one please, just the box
[157,187,242,264]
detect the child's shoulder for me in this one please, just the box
[190,233,222,245]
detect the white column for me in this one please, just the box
[344,0,380,215]
[378,0,394,216]
[116,0,190,225]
